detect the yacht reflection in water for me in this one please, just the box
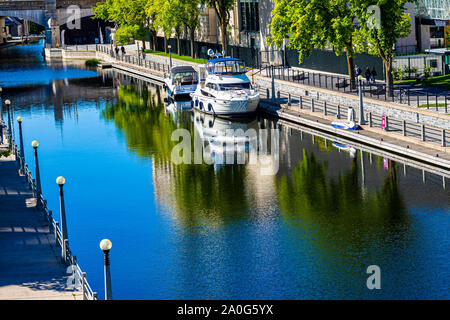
[191,110,279,175]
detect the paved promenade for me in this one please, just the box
[0,149,81,300]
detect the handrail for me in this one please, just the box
[0,118,97,300]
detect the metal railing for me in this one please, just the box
[259,88,449,148]
[94,44,172,74]
[0,118,97,300]
[263,66,450,114]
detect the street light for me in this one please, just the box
[32,140,42,199]
[5,99,12,134]
[100,239,113,300]
[357,75,366,125]
[56,176,69,263]
[168,44,172,69]
[17,117,25,173]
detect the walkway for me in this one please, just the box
[0,145,81,299]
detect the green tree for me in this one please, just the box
[205,0,235,55]
[93,0,154,49]
[269,0,359,89]
[179,0,202,58]
[352,0,411,94]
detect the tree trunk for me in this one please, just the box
[142,37,146,51]
[176,32,181,56]
[152,32,157,51]
[190,28,195,58]
[164,37,168,53]
[346,49,356,90]
[384,57,394,96]
[220,20,228,55]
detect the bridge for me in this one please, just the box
[0,0,106,47]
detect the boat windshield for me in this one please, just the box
[172,72,198,85]
[218,83,250,90]
[207,60,246,74]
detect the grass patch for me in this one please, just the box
[85,59,101,67]
[143,49,207,64]
[396,75,450,90]
[418,103,448,109]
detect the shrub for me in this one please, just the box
[85,59,101,67]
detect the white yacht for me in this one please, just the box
[191,57,259,117]
[163,65,198,99]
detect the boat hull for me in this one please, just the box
[191,93,259,117]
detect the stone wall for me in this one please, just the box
[256,76,450,130]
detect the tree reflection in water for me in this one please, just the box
[102,85,251,229]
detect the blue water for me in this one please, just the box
[1,42,449,299]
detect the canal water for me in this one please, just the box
[1,42,449,299]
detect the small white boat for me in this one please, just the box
[163,66,198,98]
[191,55,259,117]
[331,108,358,130]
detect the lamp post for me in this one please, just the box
[56,176,69,263]
[17,117,25,173]
[168,44,172,69]
[32,140,42,198]
[357,75,366,125]
[270,61,275,102]
[100,239,113,300]
[5,99,12,136]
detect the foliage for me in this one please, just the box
[269,0,360,87]
[392,67,404,81]
[93,0,153,45]
[85,59,101,67]
[204,0,236,53]
[352,0,411,90]
[0,149,12,158]
[424,66,433,78]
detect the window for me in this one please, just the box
[240,0,259,32]
[218,83,251,90]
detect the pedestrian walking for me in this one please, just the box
[365,67,371,84]
[115,46,119,58]
[355,64,362,81]
[371,67,377,83]
[121,45,126,56]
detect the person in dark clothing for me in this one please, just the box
[121,45,125,56]
[354,64,362,83]
[115,46,119,58]
[365,67,371,83]
[371,67,377,83]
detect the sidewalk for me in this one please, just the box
[0,142,81,300]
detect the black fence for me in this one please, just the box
[264,66,450,112]
[154,37,260,68]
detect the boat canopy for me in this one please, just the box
[171,66,197,74]
[206,58,246,74]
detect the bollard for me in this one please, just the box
[323,101,327,116]
[277,91,280,99]
[368,112,372,127]
[421,124,425,141]
[311,99,315,112]
[445,96,448,114]
[436,95,438,111]
[442,129,446,147]
[337,104,341,119]
[266,88,269,99]
[385,116,389,131]
[402,120,406,136]
[288,93,291,106]
[299,96,303,109]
